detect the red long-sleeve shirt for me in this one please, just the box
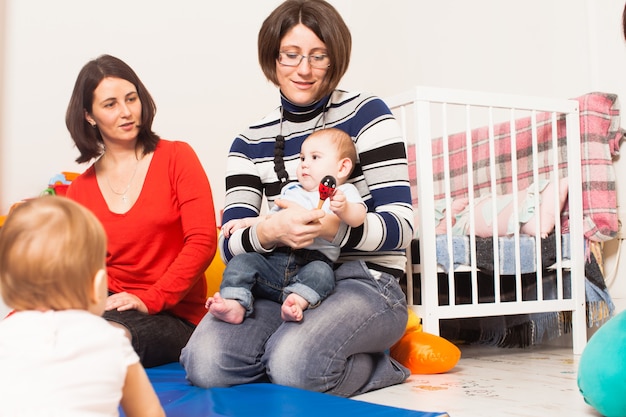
[67,140,216,325]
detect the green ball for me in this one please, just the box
[578,310,626,417]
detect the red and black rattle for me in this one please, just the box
[317,175,337,209]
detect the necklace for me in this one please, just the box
[273,100,329,185]
[105,158,140,204]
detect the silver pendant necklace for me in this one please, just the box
[105,158,139,204]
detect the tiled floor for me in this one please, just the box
[353,344,601,417]
[354,300,625,417]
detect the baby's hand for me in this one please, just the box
[222,219,251,238]
[328,189,347,216]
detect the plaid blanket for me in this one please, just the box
[407,92,625,242]
[404,92,621,341]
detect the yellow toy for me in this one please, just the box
[204,238,225,297]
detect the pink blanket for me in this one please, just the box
[407,92,624,242]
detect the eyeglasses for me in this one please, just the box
[278,51,330,69]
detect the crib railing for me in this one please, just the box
[385,86,586,354]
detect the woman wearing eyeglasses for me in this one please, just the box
[181,0,414,397]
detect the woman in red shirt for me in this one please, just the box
[65,54,217,368]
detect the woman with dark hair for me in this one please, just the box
[181,0,414,397]
[66,54,217,368]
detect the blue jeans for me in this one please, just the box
[180,260,409,397]
[220,248,335,315]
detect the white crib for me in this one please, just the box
[385,86,587,354]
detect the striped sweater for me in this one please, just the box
[220,89,414,274]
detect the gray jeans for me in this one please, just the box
[180,260,409,397]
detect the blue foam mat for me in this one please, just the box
[122,362,448,417]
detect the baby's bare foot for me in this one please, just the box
[281,293,309,322]
[208,292,246,324]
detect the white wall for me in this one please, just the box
[3,0,617,215]
[0,0,280,216]
[2,0,626,316]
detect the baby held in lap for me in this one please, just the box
[435,177,569,238]
[208,128,366,324]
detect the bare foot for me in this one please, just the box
[281,293,310,322]
[206,292,246,324]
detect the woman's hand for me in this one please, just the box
[106,292,148,313]
[257,199,326,249]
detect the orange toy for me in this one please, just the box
[390,309,461,374]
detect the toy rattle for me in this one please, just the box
[317,175,337,209]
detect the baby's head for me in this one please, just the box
[0,196,107,314]
[297,128,357,190]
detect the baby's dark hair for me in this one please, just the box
[306,128,357,175]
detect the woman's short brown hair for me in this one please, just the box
[65,54,159,163]
[0,196,107,311]
[258,0,352,101]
